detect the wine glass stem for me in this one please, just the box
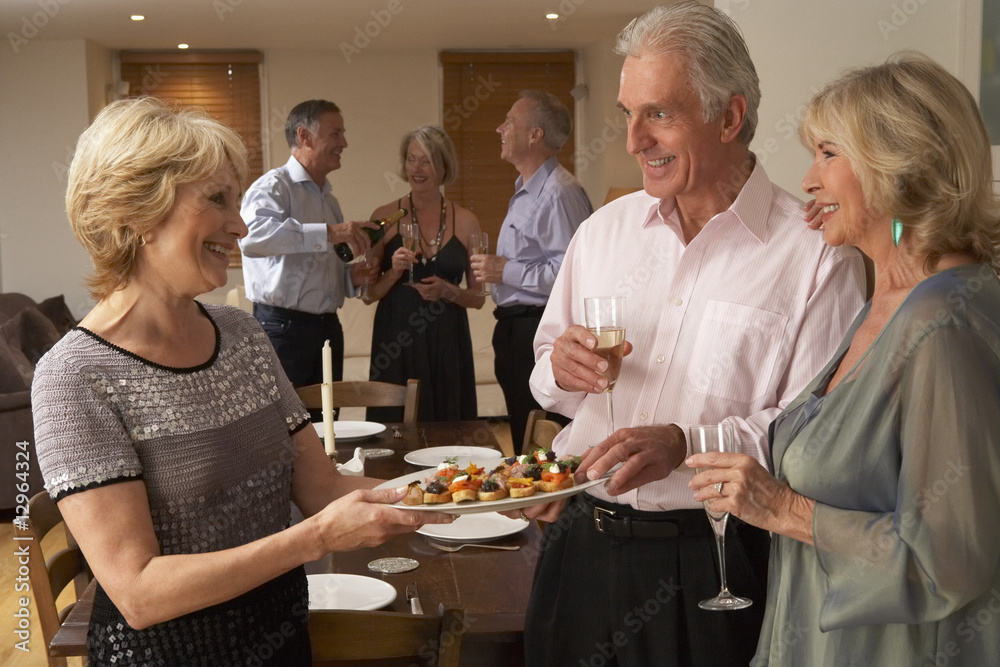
[714,532,731,594]
[605,390,615,439]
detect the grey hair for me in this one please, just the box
[285,99,341,148]
[518,90,572,151]
[615,2,760,144]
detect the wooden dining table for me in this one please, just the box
[49,421,539,666]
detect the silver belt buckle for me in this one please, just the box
[593,505,616,533]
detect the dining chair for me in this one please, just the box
[309,603,464,667]
[296,379,420,424]
[19,491,91,667]
[521,408,564,455]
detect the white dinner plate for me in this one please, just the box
[404,445,502,467]
[312,421,386,442]
[306,573,397,611]
[417,512,530,542]
[375,457,609,515]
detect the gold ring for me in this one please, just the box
[715,482,724,495]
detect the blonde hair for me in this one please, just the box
[398,125,458,186]
[799,52,1000,271]
[615,1,760,144]
[66,97,249,300]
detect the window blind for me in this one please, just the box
[441,51,577,238]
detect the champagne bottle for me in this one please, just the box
[333,207,408,262]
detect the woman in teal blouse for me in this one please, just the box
[688,53,1000,666]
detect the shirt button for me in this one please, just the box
[673,297,683,306]
[639,411,648,421]
[656,354,665,363]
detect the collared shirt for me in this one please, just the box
[239,156,354,315]
[530,160,866,511]
[494,157,593,307]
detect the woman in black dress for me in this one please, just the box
[364,125,486,421]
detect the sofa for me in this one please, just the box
[227,287,507,422]
[0,293,76,511]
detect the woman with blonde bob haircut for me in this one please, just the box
[798,52,1000,271]
[689,53,1000,666]
[34,97,448,666]
[397,123,458,186]
[66,97,250,299]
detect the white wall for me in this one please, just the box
[578,35,641,206]
[0,39,95,317]
[85,40,111,121]
[726,0,966,198]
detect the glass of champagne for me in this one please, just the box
[400,222,420,286]
[359,249,378,299]
[471,231,490,296]
[584,296,625,439]
[688,423,752,611]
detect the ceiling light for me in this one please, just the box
[131,15,144,21]
[177,43,189,49]
[546,13,559,20]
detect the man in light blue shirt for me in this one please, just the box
[240,100,374,391]
[471,90,592,450]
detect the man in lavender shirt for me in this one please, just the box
[471,90,592,450]
[521,4,866,666]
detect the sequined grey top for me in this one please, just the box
[31,303,313,666]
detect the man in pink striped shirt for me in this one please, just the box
[522,4,866,667]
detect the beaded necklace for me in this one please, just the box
[408,191,447,257]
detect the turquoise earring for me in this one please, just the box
[891,217,903,247]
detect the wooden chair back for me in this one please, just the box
[18,491,90,667]
[297,379,420,424]
[309,604,464,667]
[522,409,564,455]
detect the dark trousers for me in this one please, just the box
[493,305,546,453]
[254,303,343,419]
[525,494,769,667]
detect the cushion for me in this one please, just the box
[0,307,62,388]
[0,293,37,325]
[0,336,29,393]
[37,295,77,336]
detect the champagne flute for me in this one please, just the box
[584,296,625,439]
[471,231,490,296]
[358,249,378,299]
[689,423,752,611]
[400,222,420,286]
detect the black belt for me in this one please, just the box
[254,302,341,324]
[493,304,546,320]
[577,494,712,539]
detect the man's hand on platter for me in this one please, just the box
[575,425,687,496]
[499,497,567,524]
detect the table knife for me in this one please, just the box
[406,583,423,615]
